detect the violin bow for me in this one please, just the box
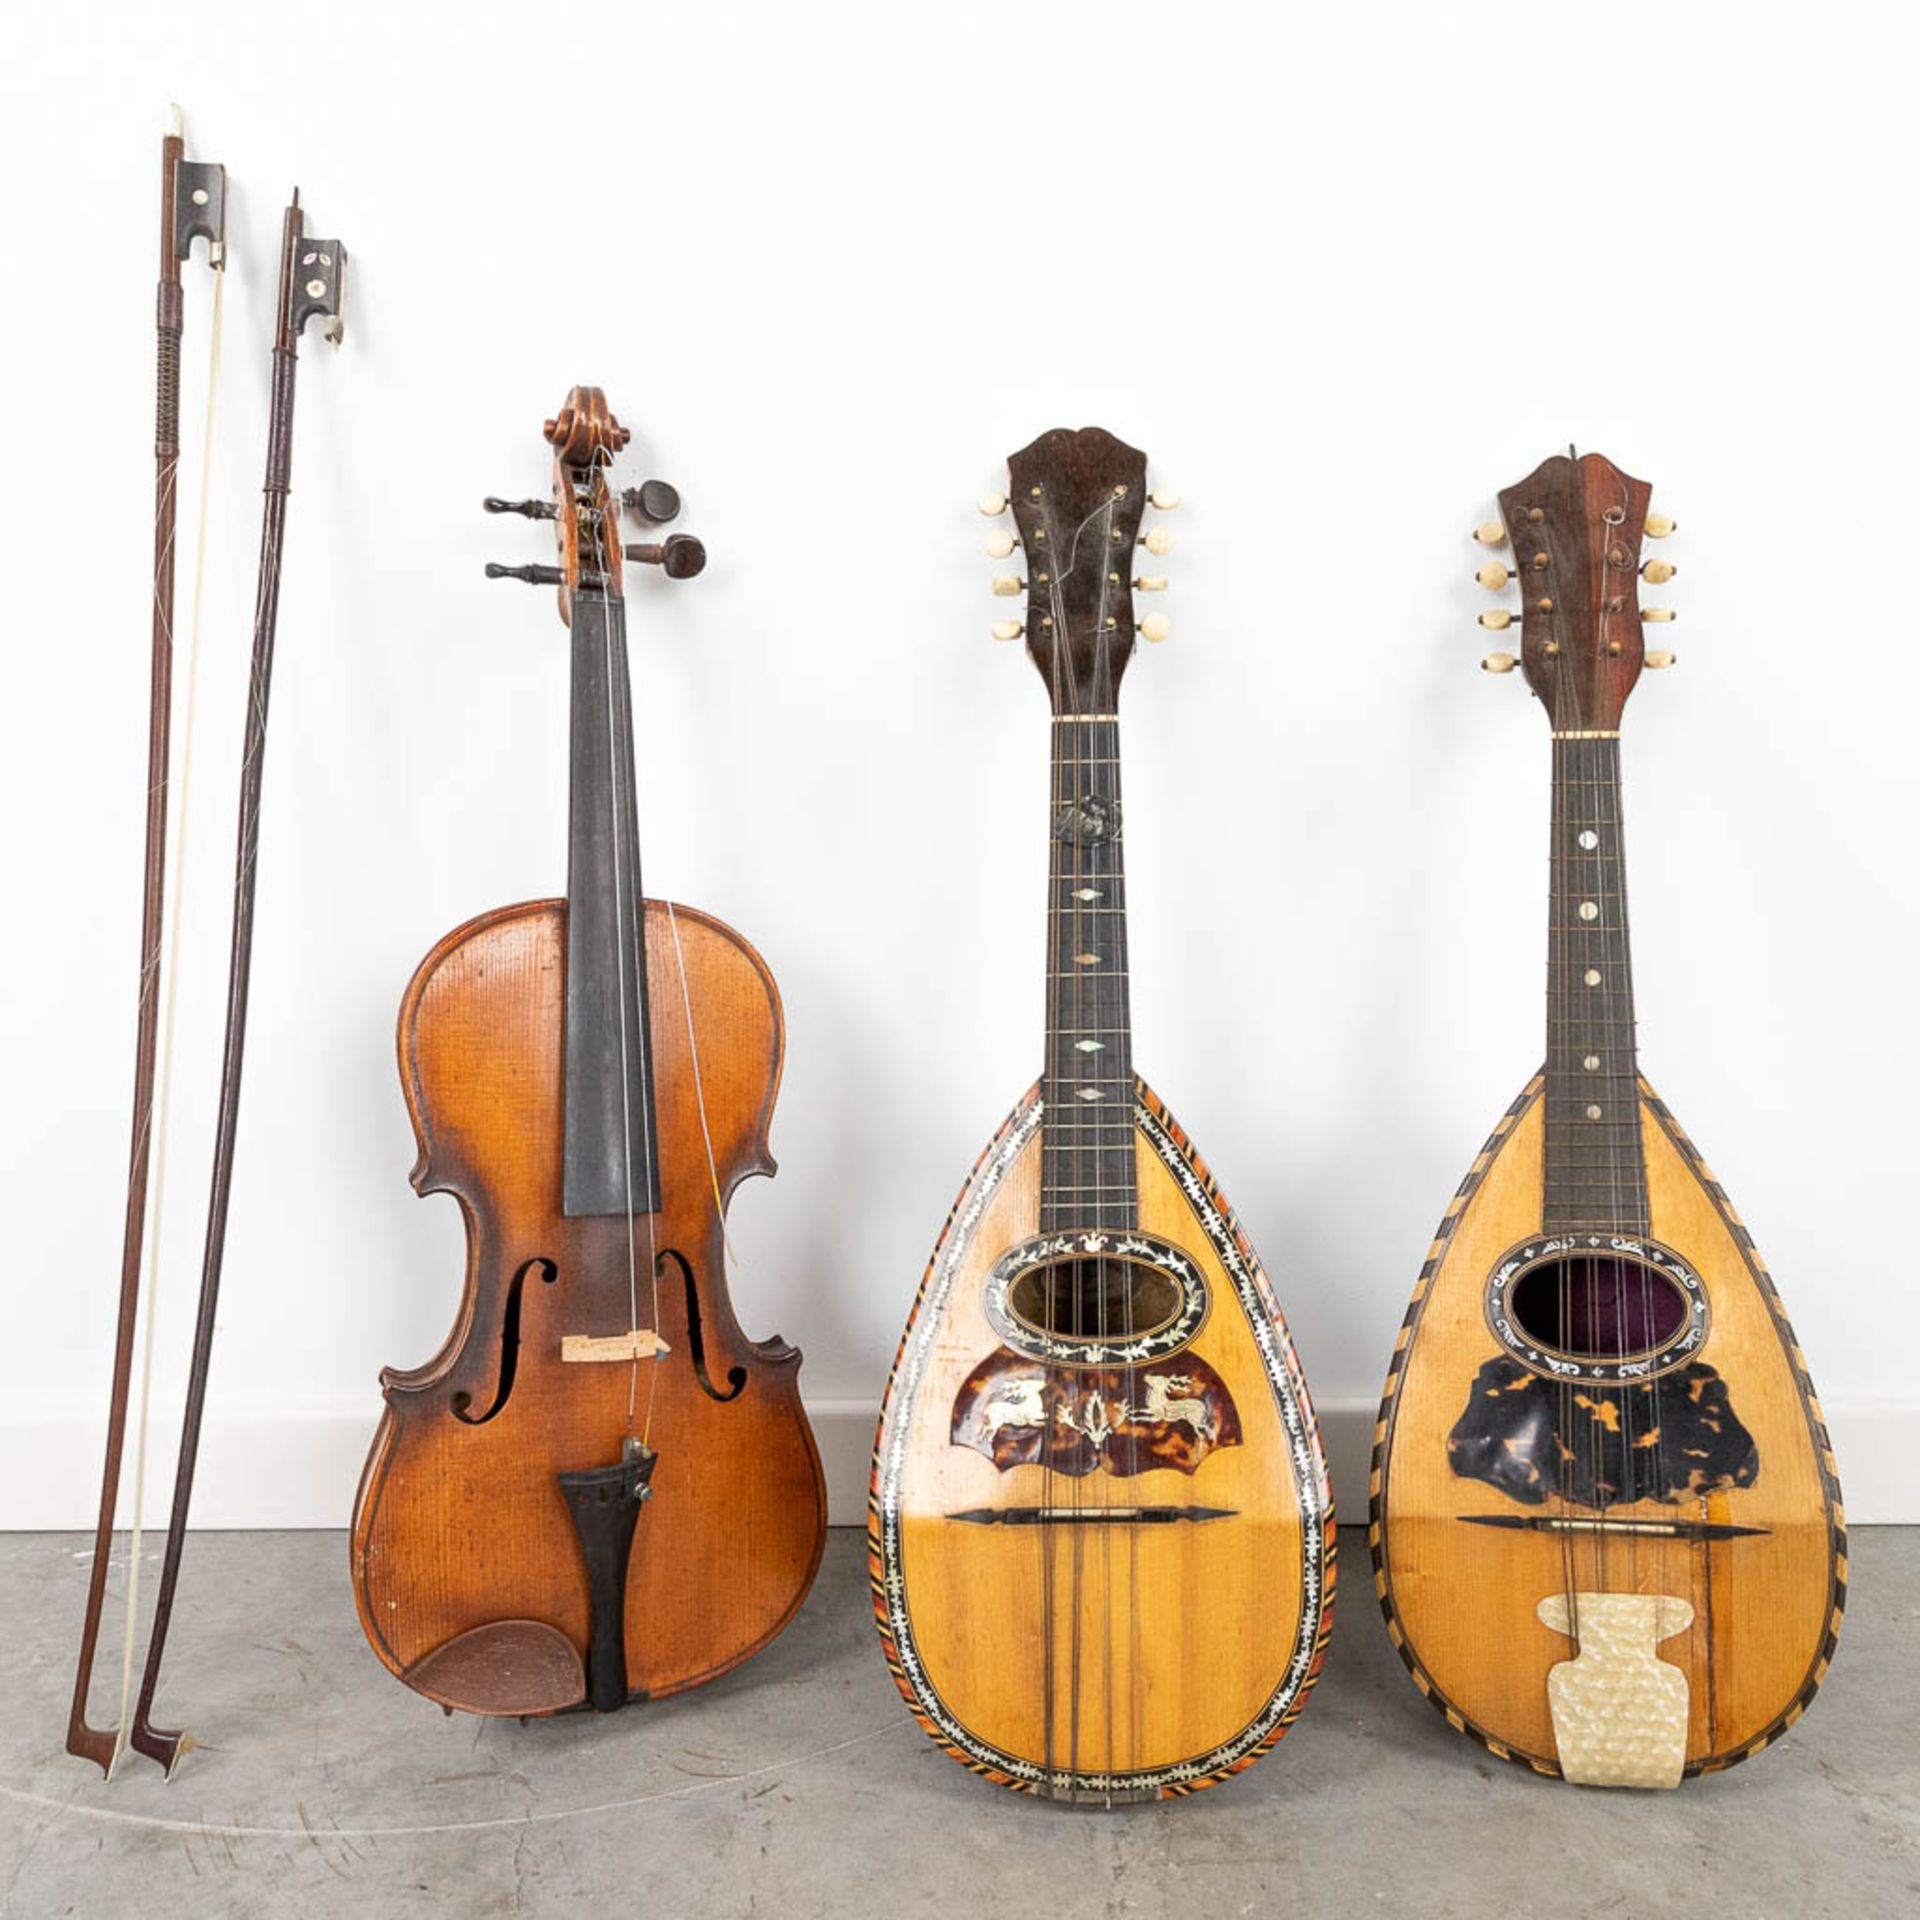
[66,111,226,1778]
[125,193,348,1776]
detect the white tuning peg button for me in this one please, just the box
[1644,512,1677,538]
[1133,575,1168,591]
[1476,562,1511,590]
[1139,612,1171,643]
[1644,649,1678,669]
[978,490,1009,517]
[991,619,1024,642]
[1139,526,1173,557]
[1641,607,1677,624]
[1481,651,1518,673]
[1148,488,1180,511]
[984,529,1017,559]
[991,574,1026,597]
[1474,521,1509,547]
[1641,558,1677,584]
[1478,609,1516,631]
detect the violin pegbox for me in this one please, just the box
[983,428,1176,710]
[1471,451,1678,726]
[543,387,630,621]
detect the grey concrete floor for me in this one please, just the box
[0,1528,1914,1919]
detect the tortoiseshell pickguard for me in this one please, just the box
[1447,1355,1759,1508]
[951,1350,1241,1478]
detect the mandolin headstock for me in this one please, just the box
[1473,450,1678,732]
[981,427,1176,716]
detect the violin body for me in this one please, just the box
[873,1083,1333,1799]
[1371,1077,1844,1777]
[352,897,824,1715]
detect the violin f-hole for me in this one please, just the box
[657,1247,746,1401]
[451,1258,559,1424]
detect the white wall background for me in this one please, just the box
[3,2,1915,1532]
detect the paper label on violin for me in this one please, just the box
[560,1329,671,1363]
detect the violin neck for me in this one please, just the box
[1543,734,1647,1234]
[1041,713,1137,1233]
[563,592,662,1218]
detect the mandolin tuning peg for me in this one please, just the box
[1641,558,1677,584]
[1133,575,1168,591]
[486,561,567,585]
[1645,512,1677,538]
[1644,649,1678,669]
[1139,526,1173,557]
[1148,487,1180,511]
[620,480,682,527]
[1478,609,1515,631]
[991,574,1026,596]
[483,496,557,521]
[979,490,1009,517]
[1481,651,1518,673]
[1476,562,1511,590]
[1138,612,1171,642]
[1474,521,1508,547]
[624,534,707,579]
[1641,607,1676,624]
[991,619,1024,641]
[984,529,1018,559]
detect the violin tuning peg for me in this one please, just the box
[1138,612,1171,643]
[1139,526,1173,557]
[1148,487,1180,511]
[1476,562,1511,590]
[1481,651,1518,673]
[979,490,1009,517]
[1641,558,1677,584]
[620,480,682,527]
[1133,575,1168,591]
[486,561,566,585]
[1474,520,1508,547]
[1478,608,1516,631]
[624,534,707,579]
[483,496,557,521]
[991,574,1026,597]
[1644,512,1677,538]
[1641,607,1676,624]
[1644,649,1678,669]
[984,529,1018,559]
[991,619,1025,641]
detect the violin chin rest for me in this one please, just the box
[403,1619,587,1717]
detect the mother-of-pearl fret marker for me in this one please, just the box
[1076,1088,1105,1101]
[1586,1105,1604,1120]
[1074,953,1102,966]
[1584,1055,1601,1070]
[1579,901,1600,921]
[1585,969,1602,985]
[1073,888,1102,901]
[1075,1039,1103,1052]
[1579,830,1599,849]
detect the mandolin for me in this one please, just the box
[1369,452,1845,1786]
[871,428,1334,1803]
[351,388,825,1717]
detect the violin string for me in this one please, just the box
[664,900,736,1265]
[109,257,225,1774]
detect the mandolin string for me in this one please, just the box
[109,259,224,1772]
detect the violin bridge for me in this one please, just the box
[560,1329,671,1363]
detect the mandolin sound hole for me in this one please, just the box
[1007,1256,1182,1342]
[1508,1255,1688,1360]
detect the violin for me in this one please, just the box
[870,429,1335,1803]
[351,388,825,1717]
[1370,453,1845,1786]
